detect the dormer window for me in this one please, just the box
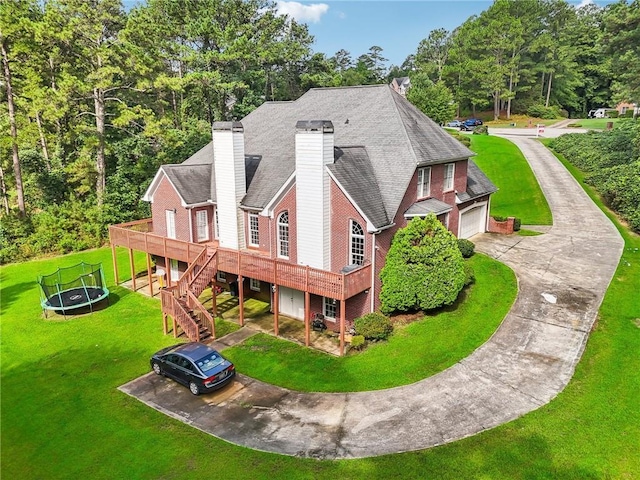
[418,167,431,198]
[444,163,455,191]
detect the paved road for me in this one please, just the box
[120,136,623,459]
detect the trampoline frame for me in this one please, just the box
[37,262,110,318]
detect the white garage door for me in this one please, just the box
[459,205,486,239]
[279,287,305,320]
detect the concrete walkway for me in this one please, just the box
[119,136,623,459]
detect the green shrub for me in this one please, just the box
[354,313,393,340]
[514,217,522,231]
[463,263,476,286]
[492,215,507,222]
[457,238,475,258]
[527,104,560,119]
[380,215,466,313]
[473,125,489,135]
[349,335,366,350]
[608,110,619,118]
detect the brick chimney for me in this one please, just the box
[213,121,246,250]
[295,120,334,270]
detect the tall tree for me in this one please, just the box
[603,0,640,106]
[0,0,41,216]
[415,28,452,82]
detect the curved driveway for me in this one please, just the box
[120,135,623,459]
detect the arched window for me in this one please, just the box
[350,220,365,265]
[277,211,289,258]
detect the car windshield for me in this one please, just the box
[196,352,225,374]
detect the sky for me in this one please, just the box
[275,0,615,67]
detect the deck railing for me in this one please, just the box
[110,220,371,300]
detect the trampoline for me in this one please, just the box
[38,262,110,318]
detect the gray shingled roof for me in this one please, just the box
[162,164,212,205]
[327,147,389,228]
[405,198,453,217]
[240,85,474,224]
[456,160,498,203]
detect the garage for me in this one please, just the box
[278,287,305,320]
[459,204,487,239]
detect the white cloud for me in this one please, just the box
[575,0,595,9]
[276,1,329,23]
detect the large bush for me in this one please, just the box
[549,120,640,233]
[380,215,466,314]
[354,313,392,340]
[527,104,561,119]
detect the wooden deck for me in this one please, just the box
[109,219,372,300]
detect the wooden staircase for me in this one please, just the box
[160,247,218,342]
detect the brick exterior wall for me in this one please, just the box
[488,216,515,235]
[151,176,191,241]
[149,157,481,325]
[270,184,298,263]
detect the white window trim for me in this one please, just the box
[248,213,260,247]
[444,163,455,192]
[165,210,176,239]
[196,210,209,242]
[350,220,365,266]
[323,297,337,321]
[417,167,431,198]
[214,209,219,239]
[249,278,260,291]
[277,211,289,259]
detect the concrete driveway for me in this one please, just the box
[119,135,623,459]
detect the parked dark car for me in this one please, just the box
[150,342,235,395]
[460,118,483,131]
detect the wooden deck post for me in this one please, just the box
[238,275,244,326]
[128,248,136,292]
[162,312,168,335]
[172,316,177,338]
[146,253,154,297]
[304,291,310,347]
[339,300,346,356]
[111,244,119,285]
[273,284,279,336]
[211,284,217,317]
[164,256,170,287]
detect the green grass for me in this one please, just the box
[517,228,544,236]
[223,254,515,392]
[471,135,552,225]
[567,117,623,129]
[3,152,639,477]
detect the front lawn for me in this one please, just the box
[223,253,516,392]
[470,135,552,225]
[567,117,624,129]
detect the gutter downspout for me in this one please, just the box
[370,231,378,313]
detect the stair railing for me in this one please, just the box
[187,290,216,339]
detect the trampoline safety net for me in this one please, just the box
[38,262,109,314]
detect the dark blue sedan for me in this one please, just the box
[150,342,235,395]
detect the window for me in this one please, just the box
[441,212,450,229]
[165,210,176,239]
[250,278,261,291]
[277,211,289,258]
[217,271,226,283]
[323,297,337,320]
[196,210,209,242]
[214,209,219,239]
[417,167,431,198]
[350,220,365,266]
[444,163,455,191]
[248,213,259,246]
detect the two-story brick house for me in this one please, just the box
[109,85,496,355]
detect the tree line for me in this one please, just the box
[1,0,638,263]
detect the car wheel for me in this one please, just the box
[152,362,162,375]
[189,381,200,395]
